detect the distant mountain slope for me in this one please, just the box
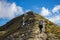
[0,11,60,40]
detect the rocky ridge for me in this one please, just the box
[0,11,60,40]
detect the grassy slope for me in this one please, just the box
[33,13,60,39]
[0,12,35,38]
[0,12,60,39]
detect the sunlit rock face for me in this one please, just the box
[0,11,60,40]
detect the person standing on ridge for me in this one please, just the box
[39,19,43,33]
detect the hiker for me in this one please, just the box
[39,19,43,33]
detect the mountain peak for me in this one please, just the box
[0,11,60,40]
[26,11,33,13]
[25,11,35,16]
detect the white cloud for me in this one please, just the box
[40,7,51,16]
[52,5,60,13]
[40,6,60,25]
[49,15,60,24]
[0,1,24,19]
[49,15,60,22]
[50,5,60,24]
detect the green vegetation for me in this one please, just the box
[0,11,60,40]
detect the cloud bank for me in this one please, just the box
[40,5,60,25]
[40,7,51,16]
[52,5,60,13]
[0,1,24,19]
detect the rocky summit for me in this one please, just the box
[0,11,60,40]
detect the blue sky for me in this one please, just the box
[0,0,60,26]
